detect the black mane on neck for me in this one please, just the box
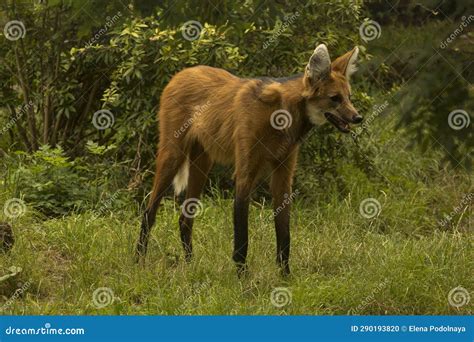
[254,73,304,84]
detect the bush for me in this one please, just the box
[4,143,132,216]
[7,146,88,216]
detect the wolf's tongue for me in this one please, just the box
[324,112,350,133]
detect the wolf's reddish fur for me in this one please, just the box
[136,44,362,276]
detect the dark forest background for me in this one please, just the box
[0,0,472,215]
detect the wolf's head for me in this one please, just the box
[303,44,362,133]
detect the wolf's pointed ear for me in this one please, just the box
[304,44,331,89]
[332,46,359,79]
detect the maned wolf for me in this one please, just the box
[136,44,362,276]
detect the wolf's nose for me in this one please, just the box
[352,115,363,124]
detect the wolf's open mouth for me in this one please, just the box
[324,112,350,133]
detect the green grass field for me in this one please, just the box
[1,132,472,315]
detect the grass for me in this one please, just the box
[1,185,472,314]
[0,120,472,315]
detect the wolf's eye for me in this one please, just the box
[330,95,342,103]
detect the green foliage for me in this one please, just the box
[9,146,88,216]
[4,143,130,216]
[1,137,472,314]
[364,3,473,169]
[0,0,471,317]
[0,0,471,215]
